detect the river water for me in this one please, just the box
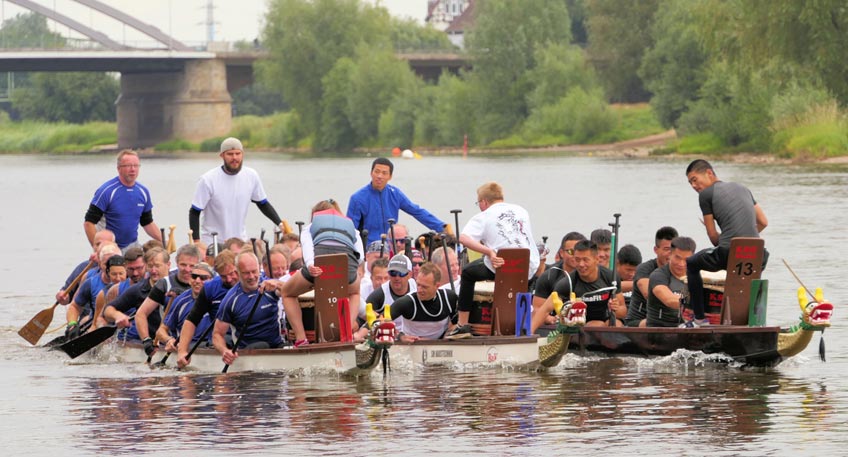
[1,153,846,455]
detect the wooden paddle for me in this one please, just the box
[18,261,95,345]
[167,224,177,253]
[57,316,133,359]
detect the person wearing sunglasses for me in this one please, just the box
[532,232,587,324]
[448,182,540,339]
[158,262,216,355]
[363,253,417,326]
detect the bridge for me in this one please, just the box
[0,0,469,148]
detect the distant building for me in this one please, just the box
[426,0,475,48]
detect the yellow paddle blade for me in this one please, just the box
[365,303,377,328]
[282,220,294,235]
[551,292,563,315]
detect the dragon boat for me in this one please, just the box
[537,238,834,367]
[389,333,572,370]
[90,321,397,376]
[543,290,832,367]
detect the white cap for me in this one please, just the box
[220,137,244,153]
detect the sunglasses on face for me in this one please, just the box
[389,271,409,278]
[191,273,212,280]
[562,248,575,256]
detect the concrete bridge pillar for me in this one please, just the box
[117,59,232,148]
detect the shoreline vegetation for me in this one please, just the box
[1,103,846,163]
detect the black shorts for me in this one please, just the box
[301,244,359,284]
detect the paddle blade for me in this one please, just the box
[18,304,58,345]
[57,326,118,359]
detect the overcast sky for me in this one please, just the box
[0,0,427,47]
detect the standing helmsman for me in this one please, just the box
[347,158,445,245]
[682,159,768,328]
[84,150,162,249]
[190,137,285,245]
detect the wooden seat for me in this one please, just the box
[720,238,765,325]
[490,248,530,336]
[313,253,350,342]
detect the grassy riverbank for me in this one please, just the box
[0,118,116,153]
[2,103,846,159]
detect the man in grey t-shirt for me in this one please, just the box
[682,160,769,327]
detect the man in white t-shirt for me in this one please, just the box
[189,137,285,245]
[447,182,539,338]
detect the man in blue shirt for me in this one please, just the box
[213,251,284,365]
[84,150,162,249]
[347,158,446,245]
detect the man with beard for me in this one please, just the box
[189,137,284,244]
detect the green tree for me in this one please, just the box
[526,43,598,111]
[695,0,848,105]
[231,80,288,116]
[259,0,391,134]
[566,0,589,46]
[315,58,358,151]
[390,17,456,52]
[429,72,477,146]
[0,12,66,48]
[1,13,67,108]
[11,72,119,123]
[639,0,707,128]
[678,62,772,150]
[585,0,658,102]
[466,0,572,142]
[346,46,419,143]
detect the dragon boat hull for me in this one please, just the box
[537,325,818,367]
[95,339,386,375]
[390,333,571,370]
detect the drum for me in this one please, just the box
[295,291,316,342]
[468,281,494,336]
[702,271,726,325]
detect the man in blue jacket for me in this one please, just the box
[347,158,445,245]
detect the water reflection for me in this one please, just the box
[66,359,836,454]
